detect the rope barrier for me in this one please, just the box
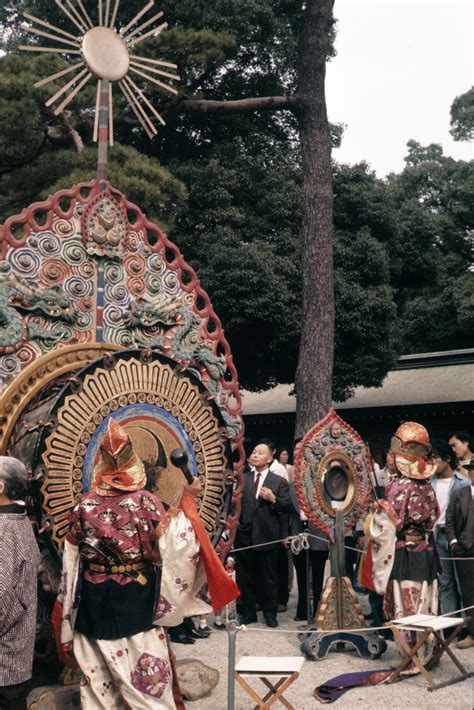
[233,605,474,637]
[232,532,474,560]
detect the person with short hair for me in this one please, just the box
[235,443,290,627]
[446,458,474,649]
[254,439,290,612]
[0,456,41,710]
[448,431,473,478]
[430,439,470,617]
[260,438,289,481]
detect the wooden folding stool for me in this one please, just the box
[387,613,474,691]
[235,656,305,709]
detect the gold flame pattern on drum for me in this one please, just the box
[41,356,227,546]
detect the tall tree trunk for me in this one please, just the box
[294,0,335,439]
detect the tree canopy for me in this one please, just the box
[450,86,474,142]
[1,1,473,413]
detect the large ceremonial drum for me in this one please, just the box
[0,180,245,557]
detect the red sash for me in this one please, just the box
[180,493,240,611]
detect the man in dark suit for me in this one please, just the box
[446,458,474,649]
[235,443,290,627]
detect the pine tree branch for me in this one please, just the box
[179,95,301,114]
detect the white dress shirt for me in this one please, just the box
[269,459,289,481]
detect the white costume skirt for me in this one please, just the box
[385,578,439,671]
[74,627,178,709]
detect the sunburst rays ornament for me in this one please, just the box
[20,1,179,145]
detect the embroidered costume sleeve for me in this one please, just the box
[154,508,211,627]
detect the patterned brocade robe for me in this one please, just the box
[0,505,41,688]
[370,476,440,667]
[56,489,211,709]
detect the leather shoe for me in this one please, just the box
[239,614,257,625]
[265,617,278,628]
[456,635,474,649]
[191,627,211,639]
[214,621,226,630]
[170,634,195,645]
[277,604,287,613]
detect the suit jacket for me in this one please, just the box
[446,485,474,549]
[236,469,290,550]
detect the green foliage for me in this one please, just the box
[387,142,474,354]
[0,2,472,400]
[450,87,474,142]
[333,227,396,401]
[0,143,187,230]
[167,140,302,390]
[0,55,50,173]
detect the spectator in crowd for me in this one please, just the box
[448,431,473,478]
[169,614,212,645]
[256,439,290,612]
[446,457,474,649]
[287,448,329,621]
[0,456,41,710]
[235,443,290,627]
[260,437,289,481]
[430,439,470,616]
[278,449,292,477]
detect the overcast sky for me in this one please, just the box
[327,0,473,176]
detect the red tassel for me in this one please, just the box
[180,494,240,611]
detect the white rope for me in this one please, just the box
[233,605,474,636]
[232,532,474,560]
[232,533,308,554]
[290,532,310,554]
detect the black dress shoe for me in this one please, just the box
[170,634,195,644]
[191,627,211,639]
[239,614,258,625]
[265,617,278,628]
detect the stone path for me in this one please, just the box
[174,589,474,709]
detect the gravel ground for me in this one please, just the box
[173,587,474,710]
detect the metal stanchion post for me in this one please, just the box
[227,620,238,710]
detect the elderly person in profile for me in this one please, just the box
[0,456,41,710]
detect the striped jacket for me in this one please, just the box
[0,506,41,686]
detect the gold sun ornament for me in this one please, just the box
[20,1,180,142]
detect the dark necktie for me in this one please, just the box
[254,472,261,496]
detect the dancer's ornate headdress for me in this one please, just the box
[389,421,436,480]
[92,418,146,496]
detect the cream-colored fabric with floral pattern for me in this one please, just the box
[155,510,211,626]
[74,629,176,709]
[369,508,397,594]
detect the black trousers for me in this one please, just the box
[292,549,329,619]
[454,545,474,635]
[236,547,278,620]
[277,544,290,606]
[0,681,30,710]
